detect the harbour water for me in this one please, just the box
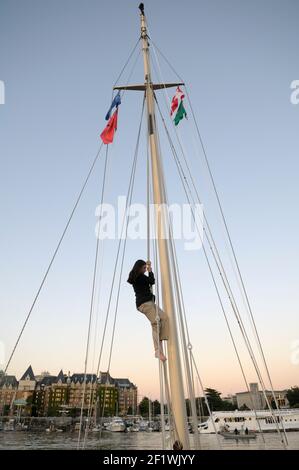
[1,431,299,450]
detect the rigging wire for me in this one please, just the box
[147,34,287,445]
[94,95,145,382]
[167,227,201,450]
[149,156,173,449]
[152,238,167,449]
[146,134,151,263]
[4,143,104,375]
[190,352,222,439]
[96,96,145,441]
[146,84,174,448]
[154,96,287,444]
[157,95,268,422]
[153,116,201,448]
[81,47,143,445]
[110,44,141,106]
[161,178,218,447]
[151,107,193,449]
[148,35,287,437]
[78,97,145,448]
[112,38,141,89]
[77,39,144,444]
[153,240,176,449]
[147,135,176,448]
[77,145,109,448]
[149,103,202,449]
[4,36,141,379]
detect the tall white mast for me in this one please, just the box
[139,5,190,449]
[114,3,190,448]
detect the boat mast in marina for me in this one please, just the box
[115,3,190,448]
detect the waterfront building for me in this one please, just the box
[17,365,36,398]
[222,394,238,407]
[98,372,119,416]
[48,370,70,413]
[236,382,289,410]
[99,372,137,416]
[0,366,137,417]
[0,375,18,414]
[115,378,138,416]
[34,374,57,416]
[15,365,37,415]
[68,373,98,411]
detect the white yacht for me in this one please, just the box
[198,409,299,433]
[106,417,126,432]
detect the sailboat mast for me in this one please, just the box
[139,4,190,449]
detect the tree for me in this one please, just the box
[69,407,79,418]
[193,389,237,415]
[221,400,235,411]
[138,397,149,417]
[204,388,223,411]
[47,405,60,417]
[286,387,299,407]
[152,400,161,416]
[138,397,161,417]
[26,394,36,416]
[3,404,10,416]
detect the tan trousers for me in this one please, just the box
[137,301,169,351]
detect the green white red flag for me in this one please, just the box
[170,86,187,126]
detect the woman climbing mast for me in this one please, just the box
[127,259,169,361]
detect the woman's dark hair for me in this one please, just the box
[127,259,146,284]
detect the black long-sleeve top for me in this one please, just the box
[133,271,155,308]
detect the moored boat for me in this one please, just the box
[106,417,126,432]
[198,409,299,434]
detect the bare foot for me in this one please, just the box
[155,350,167,362]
